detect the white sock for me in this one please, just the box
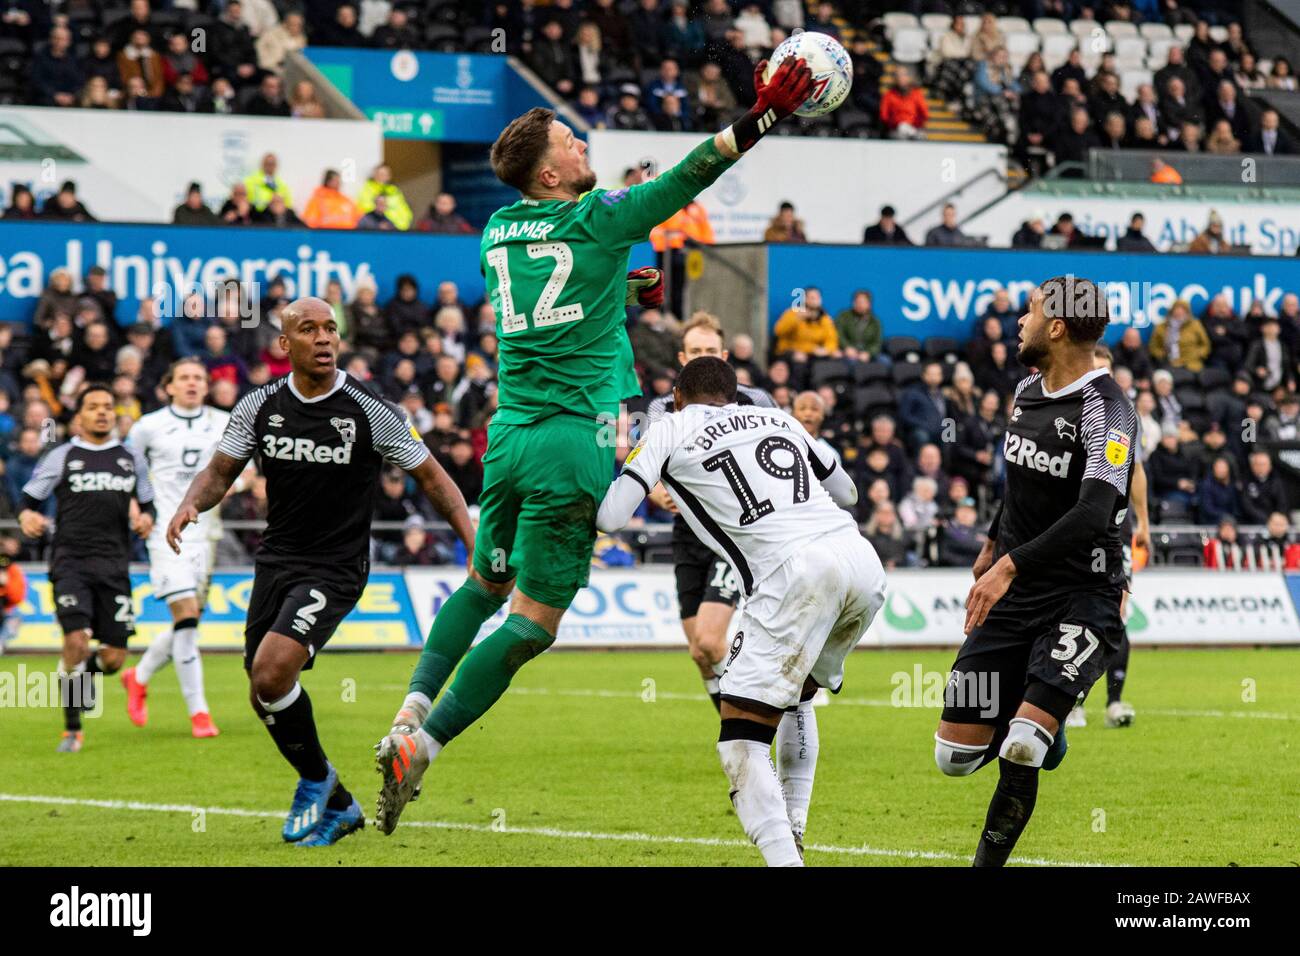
[136,629,173,685]
[712,656,726,678]
[415,727,445,762]
[776,700,819,842]
[703,676,720,696]
[171,625,208,716]
[400,692,432,726]
[717,737,803,867]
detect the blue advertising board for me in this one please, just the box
[9,569,421,650]
[767,245,1300,342]
[304,49,551,142]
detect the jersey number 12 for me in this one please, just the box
[486,242,585,335]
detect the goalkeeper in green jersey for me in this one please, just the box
[374,57,814,834]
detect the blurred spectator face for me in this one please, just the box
[866,448,889,473]
[895,66,912,91]
[542,20,563,41]
[1159,430,1178,452]
[1218,520,1237,543]
[18,429,41,457]
[213,77,233,98]
[852,291,871,314]
[1267,512,1289,537]
[816,385,835,411]
[205,325,226,353]
[1212,458,1231,482]
[403,526,427,553]
[437,281,459,306]
[261,153,278,177]
[1121,327,1142,349]
[1209,49,1227,74]
[579,87,600,109]
[1105,113,1125,140]
[397,331,419,354]
[337,5,357,28]
[373,165,391,185]
[701,62,721,83]
[979,390,999,417]
[394,358,415,384]
[983,317,1002,341]
[662,95,683,117]
[870,416,895,445]
[450,440,474,466]
[767,360,789,386]
[918,444,941,474]
[913,477,936,502]
[922,363,943,389]
[1135,391,1154,415]
[868,479,890,506]
[52,313,73,338]
[1166,76,1184,101]
[436,307,465,335]
[1070,109,1089,135]
[344,355,370,379]
[661,59,680,82]
[436,355,459,383]
[874,503,897,533]
[128,28,150,51]
[381,469,405,499]
[1261,319,1280,341]
[732,334,754,360]
[434,193,456,216]
[355,283,376,305]
[771,386,791,408]
[942,204,957,228]
[1031,71,1050,94]
[991,341,1008,365]
[804,288,822,313]
[1153,374,1172,396]
[211,379,237,409]
[955,502,977,526]
[373,196,389,216]
[286,12,304,34]
[1250,452,1272,479]
[85,323,109,350]
[167,33,187,55]
[1113,366,1133,391]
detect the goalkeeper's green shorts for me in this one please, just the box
[471,412,615,609]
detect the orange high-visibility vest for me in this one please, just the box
[651,202,715,251]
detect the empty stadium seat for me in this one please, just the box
[1173,23,1194,42]
[884,336,923,363]
[1138,22,1173,41]
[997,16,1031,33]
[891,362,924,388]
[854,384,897,420]
[1006,32,1041,57]
[1032,17,1068,34]
[1120,69,1152,100]
[1105,20,1139,37]
[1171,367,1197,388]
[891,27,929,64]
[1198,367,1232,390]
[923,337,961,363]
[810,359,852,389]
[1114,36,1148,66]
[920,13,952,32]
[1209,25,1228,43]
[854,361,891,385]
[1069,18,1102,37]
[1176,388,1206,411]
[1041,33,1078,61]
[883,11,920,37]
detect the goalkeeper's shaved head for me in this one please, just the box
[675,356,738,409]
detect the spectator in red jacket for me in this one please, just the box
[880,66,928,139]
[1202,517,1245,569]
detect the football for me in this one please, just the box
[763,31,853,117]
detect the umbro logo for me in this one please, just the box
[1054,417,1077,442]
[269,415,284,428]
[67,460,84,470]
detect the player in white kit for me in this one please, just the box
[121,358,248,737]
[598,357,887,866]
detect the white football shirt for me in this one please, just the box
[126,404,231,543]
[620,403,858,594]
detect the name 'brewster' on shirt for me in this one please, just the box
[995,368,1139,596]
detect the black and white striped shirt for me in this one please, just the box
[219,370,430,570]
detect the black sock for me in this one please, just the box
[1107,632,1130,705]
[327,781,354,811]
[81,652,102,712]
[973,758,1039,868]
[259,687,330,781]
[61,672,83,732]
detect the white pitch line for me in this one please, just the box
[379,684,1299,719]
[0,792,1112,867]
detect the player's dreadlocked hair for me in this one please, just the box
[1039,275,1109,344]
[491,107,557,193]
[676,356,737,405]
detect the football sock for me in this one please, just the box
[326,780,354,812]
[703,676,722,712]
[59,660,87,732]
[171,619,208,716]
[423,614,554,745]
[776,699,819,842]
[257,682,330,782]
[136,629,173,685]
[973,758,1039,868]
[718,718,802,867]
[1107,632,1130,705]
[408,578,506,701]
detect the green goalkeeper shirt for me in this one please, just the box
[481,137,735,426]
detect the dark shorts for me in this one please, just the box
[243,561,366,670]
[673,528,740,620]
[51,557,135,646]
[941,584,1125,726]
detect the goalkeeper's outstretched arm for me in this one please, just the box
[599,57,813,244]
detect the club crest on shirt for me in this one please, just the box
[1054,417,1077,442]
[1011,406,1023,422]
[330,417,357,444]
[1105,428,1131,466]
[117,458,132,471]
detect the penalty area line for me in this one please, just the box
[0,792,1111,867]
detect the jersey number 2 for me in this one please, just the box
[703,436,810,526]
[486,242,585,335]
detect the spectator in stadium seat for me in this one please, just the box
[834,290,883,361]
[1202,517,1245,568]
[172,182,219,226]
[573,22,613,91]
[1052,108,1101,174]
[1117,213,1157,252]
[2,185,36,222]
[1155,45,1202,106]
[160,73,211,113]
[930,14,973,104]
[1011,210,1047,249]
[289,80,326,119]
[629,308,677,381]
[899,475,940,536]
[1278,293,1300,356]
[654,93,693,132]
[81,266,117,324]
[605,84,655,131]
[1188,208,1229,254]
[357,165,413,230]
[846,35,883,119]
[661,0,706,66]
[348,280,388,354]
[77,75,118,112]
[1259,511,1300,570]
[1149,155,1183,184]
[40,181,95,223]
[1267,57,1296,92]
[5,428,43,511]
[1244,109,1296,156]
[587,0,633,63]
[1206,80,1250,145]
[1112,326,1152,386]
[629,0,666,68]
[371,8,420,50]
[302,170,360,230]
[1147,425,1198,509]
[866,501,909,568]
[1266,393,1300,442]
[689,60,737,129]
[807,0,840,40]
[242,153,292,212]
[1127,115,1161,150]
[1099,112,1129,151]
[254,193,304,229]
[1196,455,1240,524]
[764,201,807,243]
[974,340,1021,399]
[1017,71,1062,168]
[1203,294,1250,371]
[880,67,928,139]
[924,203,967,247]
[416,192,475,234]
[219,181,254,225]
[32,26,83,107]
[937,497,985,568]
[238,0,279,38]
[898,363,948,451]
[953,388,1002,491]
[648,57,688,114]
[161,30,209,89]
[1245,318,1296,392]
[773,287,837,360]
[1148,298,1210,372]
[384,275,431,340]
[245,72,291,116]
[315,4,365,47]
[945,362,978,419]
[1150,369,1183,424]
[116,28,165,99]
[974,47,1021,138]
[83,36,123,94]
[1050,49,1087,95]
[862,206,913,245]
[967,315,1007,371]
[1160,77,1203,143]
[256,12,307,74]
[1196,48,1235,105]
[573,86,605,128]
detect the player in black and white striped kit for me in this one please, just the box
[18,384,156,753]
[167,297,475,848]
[643,313,776,710]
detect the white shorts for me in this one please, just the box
[720,532,887,711]
[147,538,216,606]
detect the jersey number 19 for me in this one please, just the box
[703,436,810,526]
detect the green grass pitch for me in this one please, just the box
[1,647,1296,866]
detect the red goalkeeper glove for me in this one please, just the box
[730,57,814,152]
[625,267,664,308]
